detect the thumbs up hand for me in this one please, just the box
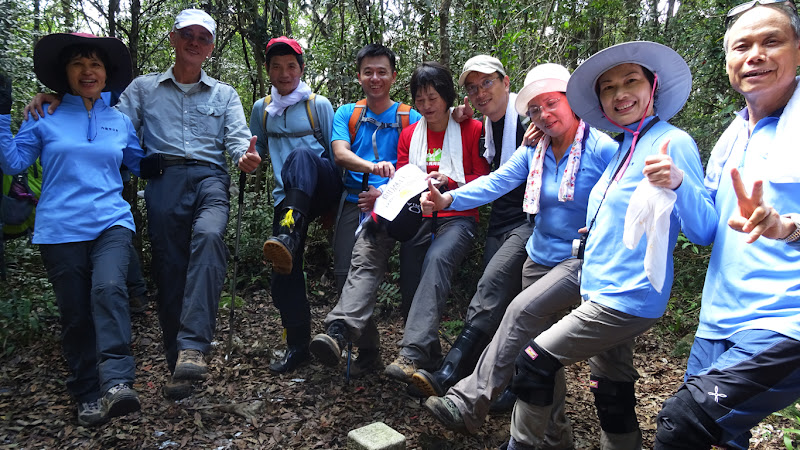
[238,136,261,173]
[643,139,683,189]
[451,96,474,123]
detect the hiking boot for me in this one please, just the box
[347,348,382,378]
[129,293,150,314]
[163,377,194,400]
[489,385,517,413]
[77,399,107,426]
[424,396,469,434]
[310,321,348,366]
[411,369,444,398]
[101,383,141,419]
[264,190,310,275]
[384,355,419,383]
[416,324,489,397]
[173,349,207,381]
[269,345,311,374]
[406,382,427,398]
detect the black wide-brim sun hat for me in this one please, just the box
[33,33,133,94]
[566,41,691,133]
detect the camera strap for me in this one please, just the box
[585,116,661,236]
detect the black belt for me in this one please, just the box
[161,157,217,168]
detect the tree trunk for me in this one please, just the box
[439,0,452,67]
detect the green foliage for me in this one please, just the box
[659,233,711,339]
[0,239,59,356]
[773,402,800,449]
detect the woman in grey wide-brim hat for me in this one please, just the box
[0,33,144,427]
[503,42,718,450]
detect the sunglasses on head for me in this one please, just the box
[725,0,798,27]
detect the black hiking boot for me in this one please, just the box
[263,189,311,275]
[411,324,489,397]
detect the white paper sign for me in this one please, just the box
[373,165,432,221]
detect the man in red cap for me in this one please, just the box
[250,36,341,373]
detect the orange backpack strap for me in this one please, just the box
[348,99,368,143]
[396,102,412,131]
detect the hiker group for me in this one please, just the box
[1,3,799,448]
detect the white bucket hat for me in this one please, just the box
[566,41,691,133]
[514,63,571,116]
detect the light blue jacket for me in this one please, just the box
[580,117,716,319]
[0,94,144,244]
[449,126,618,266]
[699,108,800,341]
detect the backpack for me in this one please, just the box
[261,93,332,161]
[347,99,412,148]
[2,161,42,240]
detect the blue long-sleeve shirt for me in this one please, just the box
[449,126,618,266]
[0,94,144,244]
[580,117,716,319]
[698,108,800,341]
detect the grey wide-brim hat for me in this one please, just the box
[566,41,691,133]
[34,33,133,94]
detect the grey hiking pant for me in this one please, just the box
[144,164,230,373]
[397,216,476,368]
[41,225,135,401]
[448,257,581,444]
[511,300,658,450]
[325,216,475,358]
[465,222,532,333]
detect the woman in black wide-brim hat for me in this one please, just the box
[0,32,143,427]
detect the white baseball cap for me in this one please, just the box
[458,55,506,87]
[514,64,571,116]
[174,9,216,40]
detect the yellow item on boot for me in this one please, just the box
[280,209,295,229]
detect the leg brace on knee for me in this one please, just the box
[510,339,563,406]
[590,375,639,434]
[654,387,723,450]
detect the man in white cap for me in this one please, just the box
[410,55,531,408]
[25,8,261,399]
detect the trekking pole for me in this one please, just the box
[225,171,247,362]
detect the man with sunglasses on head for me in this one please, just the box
[654,1,800,448]
[410,55,532,410]
[26,8,260,400]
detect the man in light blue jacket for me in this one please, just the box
[250,36,342,374]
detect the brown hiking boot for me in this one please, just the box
[347,348,383,378]
[424,396,469,434]
[173,349,207,381]
[162,377,194,400]
[384,355,418,383]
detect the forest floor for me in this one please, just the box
[0,280,794,450]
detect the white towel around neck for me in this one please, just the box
[483,92,520,167]
[408,108,466,185]
[266,81,312,117]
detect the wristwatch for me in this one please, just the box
[778,214,800,243]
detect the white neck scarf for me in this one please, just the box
[522,120,587,215]
[408,108,466,185]
[483,92,520,167]
[266,81,312,117]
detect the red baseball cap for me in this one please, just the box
[265,36,303,56]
